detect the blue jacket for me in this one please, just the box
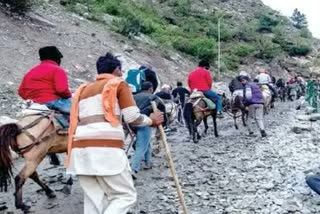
[244,82,264,105]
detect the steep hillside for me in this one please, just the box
[64,0,319,78]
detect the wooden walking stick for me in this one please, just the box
[151,101,188,214]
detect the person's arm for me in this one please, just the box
[54,68,72,98]
[118,82,163,127]
[184,88,191,95]
[244,85,252,101]
[206,71,213,89]
[18,78,27,99]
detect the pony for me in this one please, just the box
[183,92,218,143]
[0,111,71,212]
[230,95,248,130]
[260,85,272,114]
[278,87,287,102]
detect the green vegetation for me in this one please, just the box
[0,0,31,12]
[65,0,314,71]
[291,8,308,29]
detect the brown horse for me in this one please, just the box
[183,96,218,143]
[0,112,70,212]
[225,95,248,130]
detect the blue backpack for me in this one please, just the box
[125,69,146,93]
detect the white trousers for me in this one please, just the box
[78,165,137,214]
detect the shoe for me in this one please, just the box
[261,130,267,137]
[144,163,153,170]
[217,112,224,118]
[131,171,138,180]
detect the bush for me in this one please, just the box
[232,43,255,57]
[255,38,281,60]
[286,44,312,56]
[172,37,216,60]
[257,14,279,33]
[115,16,143,37]
[222,54,240,71]
[1,0,31,13]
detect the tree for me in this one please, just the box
[291,8,308,29]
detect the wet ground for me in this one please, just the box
[1,102,320,214]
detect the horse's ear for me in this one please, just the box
[222,93,226,98]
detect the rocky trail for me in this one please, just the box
[1,101,320,214]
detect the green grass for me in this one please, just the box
[67,0,313,71]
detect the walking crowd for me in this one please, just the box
[12,46,319,213]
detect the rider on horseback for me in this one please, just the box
[239,75,267,137]
[255,67,277,103]
[188,60,223,118]
[18,46,71,129]
[229,70,249,101]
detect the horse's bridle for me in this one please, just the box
[13,112,55,155]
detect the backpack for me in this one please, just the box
[125,69,146,93]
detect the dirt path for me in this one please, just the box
[1,102,320,214]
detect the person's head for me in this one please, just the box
[239,70,248,77]
[177,81,183,87]
[161,84,171,93]
[39,46,63,65]
[96,52,122,77]
[139,64,152,71]
[141,81,154,93]
[239,75,250,85]
[257,67,266,74]
[198,59,210,70]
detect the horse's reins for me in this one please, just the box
[14,112,55,155]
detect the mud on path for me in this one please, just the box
[1,102,320,214]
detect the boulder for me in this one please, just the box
[292,123,313,134]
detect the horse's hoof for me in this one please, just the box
[46,191,56,198]
[16,204,31,213]
[235,126,239,130]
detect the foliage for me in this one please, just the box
[257,14,279,33]
[291,8,308,29]
[172,37,216,60]
[66,0,314,73]
[0,0,31,12]
[255,38,281,60]
[232,43,255,57]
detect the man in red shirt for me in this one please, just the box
[18,46,71,126]
[188,60,223,118]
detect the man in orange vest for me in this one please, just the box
[67,53,164,214]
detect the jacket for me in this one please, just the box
[244,82,264,105]
[67,74,152,175]
[228,76,243,93]
[18,60,71,103]
[188,67,213,92]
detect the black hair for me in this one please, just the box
[96,52,121,74]
[141,81,153,91]
[177,81,183,87]
[39,46,63,63]
[198,59,210,68]
[239,75,250,82]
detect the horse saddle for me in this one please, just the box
[190,92,216,110]
[20,103,69,135]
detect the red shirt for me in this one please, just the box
[18,60,72,104]
[188,67,213,92]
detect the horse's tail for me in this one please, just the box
[0,123,21,192]
[183,102,194,126]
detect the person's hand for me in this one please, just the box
[149,112,164,126]
[245,107,249,111]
